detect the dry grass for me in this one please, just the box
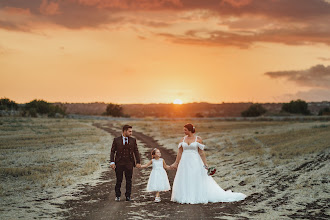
[2,117,327,219]
[0,117,113,219]
[108,119,330,219]
[259,126,329,159]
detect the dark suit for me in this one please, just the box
[110,136,140,197]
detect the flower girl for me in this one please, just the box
[140,148,171,202]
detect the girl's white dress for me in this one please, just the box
[171,136,247,204]
[146,158,171,192]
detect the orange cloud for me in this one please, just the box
[39,0,60,15]
[3,6,31,15]
[221,0,252,7]
[0,0,329,47]
[265,65,330,89]
[73,0,183,10]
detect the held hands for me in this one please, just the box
[170,163,178,170]
[136,163,142,168]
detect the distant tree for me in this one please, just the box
[318,107,330,116]
[104,103,123,117]
[281,99,311,115]
[48,104,67,117]
[241,103,267,117]
[25,99,51,114]
[0,98,18,110]
[24,99,66,117]
[195,113,204,118]
[28,108,37,117]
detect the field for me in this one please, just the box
[0,117,329,219]
[109,119,330,219]
[0,117,113,219]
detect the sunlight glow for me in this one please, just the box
[173,99,183,104]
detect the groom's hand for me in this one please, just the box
[110,164,116,170]
[136,163,141,168]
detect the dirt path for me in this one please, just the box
[59,122,248,219]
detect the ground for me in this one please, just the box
[0,117,329,219]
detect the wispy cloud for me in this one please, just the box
[276,89,330,102]
[265,64,330,89]
[318,57,330,61]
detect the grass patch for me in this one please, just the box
[260,127,329,159]
[237,138,264,156]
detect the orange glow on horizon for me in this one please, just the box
[173,99,183,104]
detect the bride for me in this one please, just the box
[170,123,247,204]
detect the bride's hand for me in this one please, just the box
[170,163,177,169]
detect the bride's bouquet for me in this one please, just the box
[207,167,216,176]
[204,165,216,176]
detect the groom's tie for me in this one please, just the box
[124,137,128,145]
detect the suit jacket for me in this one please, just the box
[110,136,141,167]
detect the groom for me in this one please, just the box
[110,125,141,202]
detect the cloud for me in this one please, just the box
[265,64,330,89]
[3,6,31,15]
[39,0,60,15]
[277,89,330,102]
[74,0,184,10]
[158,23,330,48]
[318,57,330,61]
[0,0,330,47]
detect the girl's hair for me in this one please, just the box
[184,123,196,133]
[151,148,159,159]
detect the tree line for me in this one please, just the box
[1,97,329,118]
[0,98,128,118]
[0,98,66,117]
[241,99,330,117]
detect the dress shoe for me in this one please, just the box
[126,196,133,201]
[115,197,120,202]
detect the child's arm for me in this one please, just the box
[140,160,152,168]
[163,159,171,170]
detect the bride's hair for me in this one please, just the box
[184,123,195,133]
[151,148,159,159]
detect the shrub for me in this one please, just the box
[24,99,66,117]
[29,108,38,117]
[104,103,124,117]
[318,107,330,116]
[0,98,18,110]
[281,99,311,115]
[241,103,267,117]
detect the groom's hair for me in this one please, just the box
[122,125,132,132]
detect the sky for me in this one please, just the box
[1,0,330,104]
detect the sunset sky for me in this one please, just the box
[1,0,330,104]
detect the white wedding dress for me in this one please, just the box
[171,136,247,204]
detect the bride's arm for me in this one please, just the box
[197,137,208,168]
[170,138,184,169]
[171,147,183,169]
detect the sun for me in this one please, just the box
[173,99,183,104]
